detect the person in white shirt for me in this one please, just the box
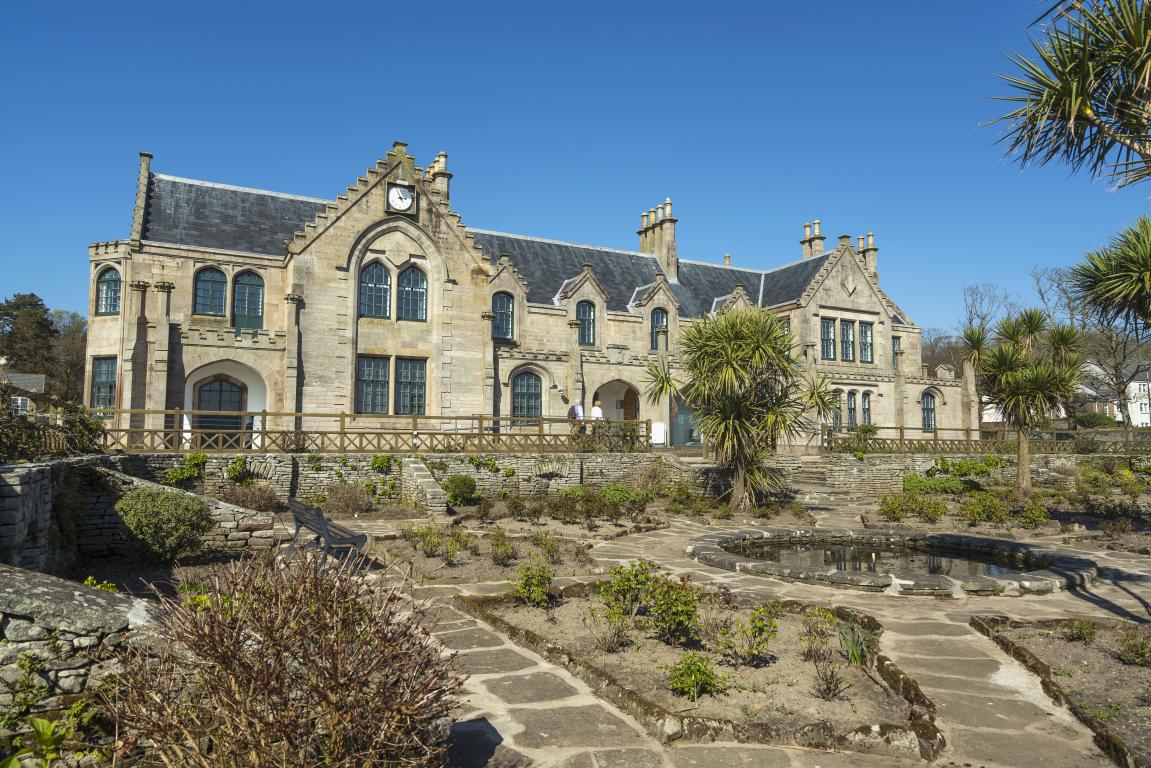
[591,400,604,420]
[567,399,585,434]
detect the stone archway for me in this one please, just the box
[593,379,640,421]
[183,360,269,448]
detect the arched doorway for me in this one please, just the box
[183,360,268,449]
[592,380,640,421]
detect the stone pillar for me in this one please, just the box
[120,281,150,430]
[481,311,496,418]
[283,293,304,431]
[146,282,174,431]
[893,348,906,433]
[566,319,583,403]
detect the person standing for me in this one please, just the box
[591,400,604,420]
[567,399,585,435]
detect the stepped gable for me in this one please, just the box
[141,174,326,256]
[468,229,830,318]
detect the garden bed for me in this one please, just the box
[457,577,943,760]
[972,615,1151,768]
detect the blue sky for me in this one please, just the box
[2,1,1148,331]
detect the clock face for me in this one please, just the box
[388,184,414,212]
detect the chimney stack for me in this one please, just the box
[861,231,878,275]
[857,236,864,252]
[636,198,678,281]
[811,219,826,257]
[837,234,851,249]
[430,151,452,202]
[801,222,813,258]
[723,253,731,266]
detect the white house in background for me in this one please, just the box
[1077,363,1151,427]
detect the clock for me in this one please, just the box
[387,183,415,213]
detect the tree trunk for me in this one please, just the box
[1017,428,1032,496]
[731,464,749,514]
[1120,392,1133,450]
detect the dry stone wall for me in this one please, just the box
[424,453,698,497]
[818,453,1080,493]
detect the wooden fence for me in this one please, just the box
[88,409,652,454]
[823,424,1151,455]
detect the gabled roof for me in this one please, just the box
[468,229,830,319]
[141,174,327,256]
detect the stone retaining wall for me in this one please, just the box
[0,564,151,714]
[423,453,698,497]
[819,453,1080,493]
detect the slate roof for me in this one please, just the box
[141,175,327,256]
[468,229,829,319]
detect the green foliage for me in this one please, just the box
[1101,518,1133,539]
[164,452,208,485]
[529,531,562,564]
[115,487,213,564]
[800,605,838,662]
[560,485,586,501]
[1077,412,1116,428]
[488,528,519,566]
[601,483,634,506]
[665,652,728,701]
[902,474,969,495]
[0,653,50,730]
[514,560,553,607]
[1078,468,1116,495]
[838,621,878,666]
[474,495,495,523]
[444,474,478,507]
[503,466,515,477]
[959,492,1011,526]
[83,576,118,592]
[307,454,322,472]
[1115,468,1145,499]
[225,455,249,483]
[647,576,702,646]
[877,492,947,523]
[716,605,778,667]
[1015,499,1050,529]
[1061,619,1099,645]
[1,716,69,768]
[505,495,526,518]
[598,559,659,623]
[370,454,395,473]
[524,500,545,525]
[1117,626,1151,666]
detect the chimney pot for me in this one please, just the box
[813,219,822,236]
[649,207,657,223]
[857,236,864,251]
[641,211,649,228]
[665,198,673,218]
[723,253,731,266]
[867,231,875,248]
[803,222,811,239]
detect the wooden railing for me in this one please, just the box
[823,424,1151,455]
[88,409,652,454]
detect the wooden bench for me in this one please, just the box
[287,500,369,566]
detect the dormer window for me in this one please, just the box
[577,301,596,346]
[650,308,668,351]
[492,292,514,340]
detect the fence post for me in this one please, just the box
[820,424,826,454]
[173,408,182,451]
[260,410,267,453]
[645,419,651,449]
[478,414,485,451]
[934,426,939,450]
[339,412,346,453]
[899,426,905,451]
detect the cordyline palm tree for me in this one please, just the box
[1071,215,1151,324]
[977,314,1085,494]
[991,0,1151,187]
[643,308,835,514]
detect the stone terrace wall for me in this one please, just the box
[0,564,151,712]
[82,468,275,558]
[820,453,1081,493]
[0,456,112,574]
[425,453,698,497]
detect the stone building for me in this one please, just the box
[85,143,978,449]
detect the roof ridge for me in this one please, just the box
[152,173,329,204]
[466,228,656,259]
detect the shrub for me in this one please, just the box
[1062,619,1099,645]
[1077,412,1116,428]
[666,482,699,507]
[560,485,587,502]
[515,560,553,607]
[530,531,563,563]
[444,474,477,507]
[225,455,249,483]
[506,495,526,518]
[1014,500,1049,529]
[959,492,1010,526]
[525,500,545,525]
[648,575,702,646]
[164,452,207,485]
[717,605,778,667]
[812,660,853,701]
[115,487,213,565]
[221,483,282,513]
[902,474,968,495]
[104,552,461,767]
[1117,626,1151,666]
[877,492,943,522]
[1077,469,1115,495]
[370,454,395,473]
[665,652,728,701]
[917,497,947,522]
[322,483,374,518]
[420,529,445,558]
[601,483,633,506]
[1115,469,1145,499]
[838,621,878,666]
[583,605,632,653]
[800,605,838,662]
[474,495,496,523]
[488,528,519,566]
[949,458,992,477]
[599,559,659,623]
[451,527,481,556]
[1101,518,1132,539]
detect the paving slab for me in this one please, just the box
[943,726,1109,768]
[667,745,794,768]
[508,705,648,749]
[481,671,580,705]
[456,648,538,675]
[437,627,507,651]
[587,747,664,767]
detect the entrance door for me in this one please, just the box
[622,387,639,421]
[195,378,245,448]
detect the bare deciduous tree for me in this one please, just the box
[1080,309,1151,442]
[960,283,1017,332]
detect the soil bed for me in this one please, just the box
[974,616,1151,767]
[74,550,257,598]
[474,590,936,759]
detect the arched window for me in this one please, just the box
[492,292,514,340]
[397,267,427,321]
[576,301,596,345]
[232,271,264,331]
[194,267,227,316]
[511,371,542,419]
[95,268,121,315]
[650,308,668,351]
[359,262,391,319]
[861,391,872,425]
[922,391,937,431]
[831,390,843,428]
[847,391,857,427]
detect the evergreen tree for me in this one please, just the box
[0,293,59,374]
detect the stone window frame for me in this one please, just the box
[820,318,836,361]
[510,369,543,421]
[358,260,392,320]
[576,300,596,346]
[355,355,390,414]
[193,266,228,317]
[861,390,872,425]
[920,389,938,431]
[891,335,902,370]
[492,291,515,341]
[840,320,855,362]
[95,266,122,316]
[830,388,843,427]
[859,321,874,363]
[846,390,858,427]
[90,356,117,415]
[192,373,248,433]
[397,266,428,322]
[232,270,265,331]
[395,357,427,415]
[650,307,669,351]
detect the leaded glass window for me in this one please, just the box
[847,392,857,427]
[922,392,937,431]
[395,358,426,415]
[840,320,855,362]
[96,268,121,315]
[821,318,836,360]
[90,357,117,414]
[892,336,901,370]
[233,272,264,331]
[650,308,668,351]
[861,391,871,425]
[194,268,227,316]
[492,292,514,340]
[397,267,427,322]
[356,356,390,414]
[577,301,596,346]
[359,262,391,319]
[859,322,873,363]
[511,371,542,419]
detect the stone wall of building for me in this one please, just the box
[0,564,151,712]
